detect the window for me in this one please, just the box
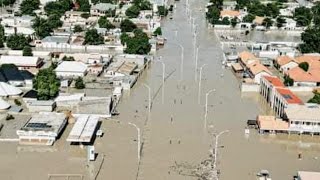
[306,122,311,126]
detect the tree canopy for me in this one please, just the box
[293,7,312,27]
[120,19,137,32]
[91,0,115,4]
[299,26,320,53]
[158,6,168,16]
[276,16,286,28]
[0,0,16,6]
[236,0,280,18]
[231,17,238,28]
[284,75,294,86]
[83,29,104,45]
[133,0,152,10]
[23,46,33,56]
[262,18,273,29]
[0,25,4,48]
[33,67,60,100]
[122,29,151,55]
[6,34,29,50]
[206,5,220,24]
[126,5,141,18]
[74,25,83,32]
[75,77,85,89]
[20,0,40,15]
[308,91,320,104]
[242,13,255,23]
[98,16,115,29]
[299,62,309,72]
[44,0,72,16]
[32,16,53,39]
[62,56,75,61]
[76,0,91,12]
[153,27,162,36]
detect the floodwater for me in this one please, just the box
[0,0,319,180]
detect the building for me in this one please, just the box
[0,56,43,69]
[0,82,23,97]
[55,61,88,78]
[286,67,319,87]
[220,10,241,19]
[90,3,117,16]
[276,55,298,73]
[238,51,258,68]
[74,96,113,117]
[0,66,25,87]
[4,27,35,37]
[247,61,272,84]
[66,115,99,143]
[1,15,35,27]
[284,104,320,135]
[35,36,70,49]
[296,171,320,180]
[16,112,68,145]
[260,76,303,117]
[25,100,56,113]
[0,98,10,111]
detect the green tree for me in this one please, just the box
[153,27,162,36]
[81,13,90,19]
[83,29,104,45]
[206,5,220,24]
[126,5,140,18]
[76,0,91,12]
[312,2,320,26]
[0,25,4,48]
[262,18,273,29]
[48,14,63,29]
[123,29,151,55]
[6,34,29,50]
[62,56,75,61]
[276,16,286,28]
[284,75,294,86]
[44,0,72,16]
[98,16,115,29]
[231,17,238,28]
[75,77,85,89]
[299,62,309,72]
[133,0,151,10]
[0,39,4,48]
[242,14,255,23]
[120,19,137,32]
[221,17,230,25]
[32,16,52,38]
[22,46,33,56]
[74,25,83,32]
[158,6,168,16]
[20,0,40,15]
[308,91,320,104]
[120,33,130,45]
[209,0,223,9]
[293,7,312,26]
[299,26,320,53]
[33,67,60,100]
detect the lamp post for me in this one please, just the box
[213,130,229,170]
[155,57,165,104]
[128,122,140,164]
[204,89,215,129]
[143,83,151,119]
[198,64,207,104]
[195,45,199,82]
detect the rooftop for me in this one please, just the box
[276,55,296,66]
[298,171,320,180]
[275,87,303,104]
[91,3,117,11]
[285,104,320,122]
[0,82,23,96]
[263,76,284,87]
[247,61,272,75]
[42,36,69,44]
[55,61,87,73]
[257,115,289,131]
[286,67,316,82]
[220,10,241,17]
[238,51,257,65]
[66,115,99,143]
[0,56,41,67]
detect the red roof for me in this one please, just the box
[275,88,303,104]
[263,76,284,87]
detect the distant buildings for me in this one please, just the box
[0,56,43,70]
[55,61,88,78]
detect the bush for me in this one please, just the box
[6,114,14,121]
[75,77,85,89]
[299,62,309,72]
[14,99,21,106]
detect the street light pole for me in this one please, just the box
[143,84,151,119]
[128,122,140,164]
[178,43,184,81]
[195,45,199,82]
[213,130,229,170]
[204,89,215,129]
[155,57,165,104]
[198,64,207,104]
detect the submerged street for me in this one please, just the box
[97,0,320,180]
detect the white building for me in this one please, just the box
[0,82,23,97]
[55,61,88,78]
[0,56,43,69]
[16,112,68,145]
[25,100,56,112]
[4,27,35,37]
[0,98,10,111]
[1,15,35,27]
[35,36,70,49]
[90,3,117,16]
[296,171,320,180]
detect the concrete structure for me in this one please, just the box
[55,93,85,109]
[66,115,99,143]
[1,15,35,27]
[90,3,117,16]
[55,61,88,78]
[276,55,298,73]
[0,82,23,97]
[4,27,35,37]
[35,36,70,49]
[0,56,43,69]
[25,100,56,112]
[75,96,113,118]
[285,104,320,134]
[247,61,272,84]
[16,112,68,145]
[0,98,10,110]
[260,76,303,117]
[296,171,320,180]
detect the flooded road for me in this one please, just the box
[101,0,320,180]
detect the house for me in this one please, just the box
[286,67,319,87]
[74,96,113,117]
[282,18,297,30]
[284,104,320,134]
[1,15,35,27]
[238,51,258,67]
[55,93,85,110]
[0,82,23,97]
[0,56,43,69]
[296,171,320,180]
[276,55,298,72]
[260,76,285,103]
[0,98,10,111]
[35,36,70,49]
[247,61,272,84]
[0,66,25,87]
[55,61,88,78]
[66,115,99,143]
[220,10,241,19]
[4,27,35,37]
[90,3,117,16]
[16,112,68,145]
[253,16,265,25]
